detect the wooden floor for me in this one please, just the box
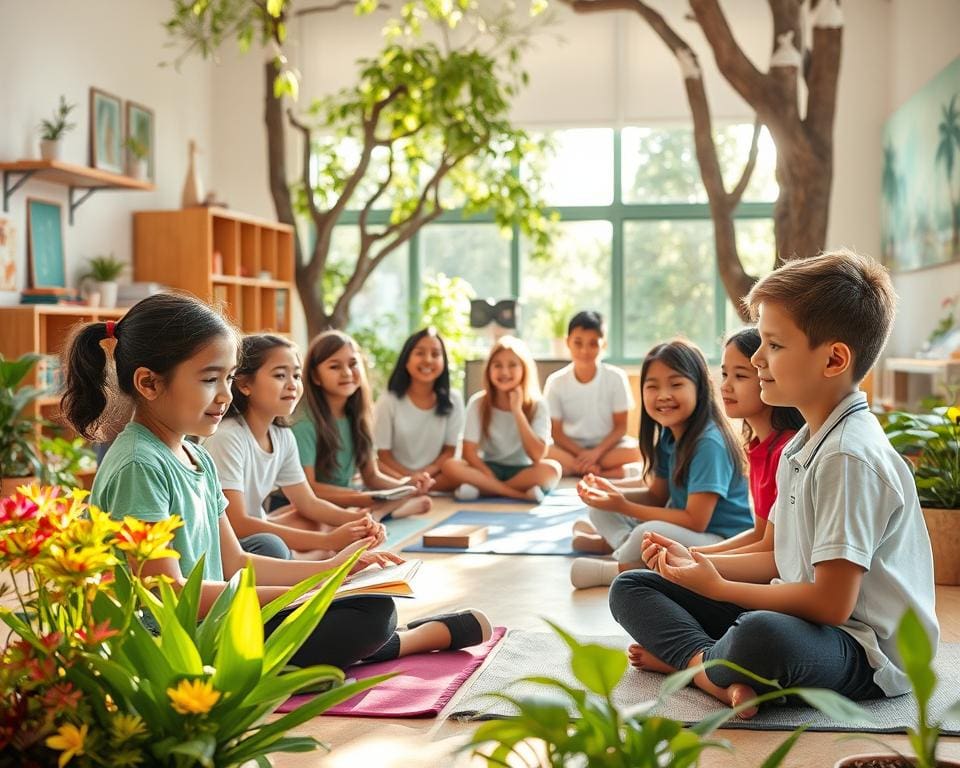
[274,489,960,768]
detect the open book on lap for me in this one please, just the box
[367,485,417,501]
[290,559,423,606]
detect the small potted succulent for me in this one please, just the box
[883,397,960,584]
[125,136,149,180]
[82,253,127,309]
[37,95,76,161]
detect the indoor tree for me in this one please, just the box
[165,0,553,335]
[556,0,844,317]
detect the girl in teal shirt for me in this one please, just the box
[62,294,491,668]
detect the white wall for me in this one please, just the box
[885,0,960,358]
[0,0,212,304]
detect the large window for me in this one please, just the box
[330,125,777,362]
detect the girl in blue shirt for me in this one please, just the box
[570,339,752,588]
[62,294,491,669]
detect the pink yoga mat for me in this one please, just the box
[277,626,506,718]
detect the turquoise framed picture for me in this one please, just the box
[26,198,66,288]
[90,87,123,174]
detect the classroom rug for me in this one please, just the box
[382,513,438,546]
[450,629,960,734]
[440,487,585,508]
[277,627,506,717]
[401,507,587,556]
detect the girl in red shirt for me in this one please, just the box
[693,327,804,555]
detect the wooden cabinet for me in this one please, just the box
[0,305,125,428]
[882,357,960,409]
[133,207,295,334]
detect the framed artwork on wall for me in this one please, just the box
[125,100,155,182]
[26,199,66,288]
[0,217,15,291]
[881,55,960,272]
[89,87,123,174]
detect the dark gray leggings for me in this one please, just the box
[609,570,884,700]
[263,595,398,669]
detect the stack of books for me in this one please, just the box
[21,287,82,305]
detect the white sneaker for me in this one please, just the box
[527,486,545,503]
[455,483,480,501]
[570,558,620,589]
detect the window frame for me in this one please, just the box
[332,128,775,363]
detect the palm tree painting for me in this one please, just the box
[935,94,960,257]
[882,56,960,271]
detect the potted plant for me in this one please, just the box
[37,95,76,161]
[536,298,575,359]
[39,435,97,488]
[82,254,127,309]
[0,484,390,767]
[0,353,43,497]
[125,136,149,181]
[882,399,960,584]
[834,609,960,768]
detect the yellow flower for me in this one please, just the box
[167,677,221,715]
[111,713,147,743]
[115,515,183,562]
[45,722,88,768]
[947,406,960,425]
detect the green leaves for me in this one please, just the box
[882,405,960,508]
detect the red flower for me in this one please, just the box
[0,494,39,524]
[41,682,82,713]
[75,620,118,646]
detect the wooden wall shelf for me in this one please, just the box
[0,159,155,224]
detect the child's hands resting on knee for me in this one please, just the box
[410,471,436,495]
[641,531,694,571]
[327,518,378,550]
[657,547,723,598]
[577,474,626,511]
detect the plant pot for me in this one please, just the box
[922,507,960,585]
[835,753,960,768]
[97,280,119,309]
[551,337,567,359]
[130,158,149,181]
[39,139,61,161]
[1,476,39,497]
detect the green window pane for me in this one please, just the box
[622,124,778,204]
[623,220,717,359]
[420,223,511,300]
[520,221,613,357]
[327,226,409,346]
[526,128,614,207]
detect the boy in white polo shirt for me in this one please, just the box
[607,250,939,717]
[544,310,640,477]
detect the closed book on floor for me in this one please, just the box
[422,524,489,548]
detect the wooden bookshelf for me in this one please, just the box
[0,304,126,428]
[133,207,295,334]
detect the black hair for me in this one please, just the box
[61,292,241,441]
[386,327,453,416]
[567,310,605,337]
[638,339,744,485]
[229,334,298,427]
[724,327,806,443]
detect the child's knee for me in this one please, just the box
[608,569,663,622]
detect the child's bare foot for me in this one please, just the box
[572,519,597,536]
[688,651,759,719]
[572,532,614,554]
[391,496,432,518]
[627,643,677,674]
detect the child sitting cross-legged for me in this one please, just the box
[544,310,641,478]
[441,336,562,502]
[569,338,753,589]
[611,250,939,717]
[204,334,386,560]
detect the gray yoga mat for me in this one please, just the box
[450,629,960,733]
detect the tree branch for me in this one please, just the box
[287,108,323,225]
[559,0,688,52]
[688,0,777,116]
[358,145,395,235]
[728,119,762,206]
[804,25,843,151]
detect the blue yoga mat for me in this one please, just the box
[401,507,586,556]
[382,514,437,546]
[449,487,584,508]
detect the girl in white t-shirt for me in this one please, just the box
[374,328,465,492]
[205,334,385,559]
[441,336,561,501]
